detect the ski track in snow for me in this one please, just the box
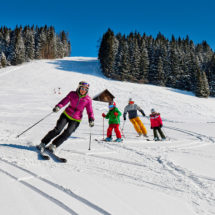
[1,57,215,215]
[91,128,215,214]
[0,157,111,215]
[64,124,215,215]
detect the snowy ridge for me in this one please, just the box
[0,57,215,215]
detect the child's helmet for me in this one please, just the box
[151,108,156,113]
[128,98,134,104]
[109,101,116,108]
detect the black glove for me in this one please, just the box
[89,118,94,127]
[53,106,60,112]
[160,125,163,128]
[123,113,126,121]
[140,110,145,117]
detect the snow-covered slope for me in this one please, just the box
[0,57,215,215]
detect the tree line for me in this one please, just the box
[0,25,71,68]
[98,29,215,97]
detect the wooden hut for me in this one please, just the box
[93,89,115,103]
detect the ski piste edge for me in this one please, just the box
[45,148,67,163]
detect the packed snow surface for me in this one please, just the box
[0,57,215,215]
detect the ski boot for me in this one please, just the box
[47,144,57,153]
[137,133,142,137]
[115,138,123,142]
[105,137,112,142]
[37,142,46,152]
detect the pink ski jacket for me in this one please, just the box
[57,91,94,122]
[150,113,163,128]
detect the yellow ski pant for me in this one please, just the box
[130,117,147,135]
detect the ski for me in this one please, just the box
[36,146,50,160]
[95,138,105,142]
[95,138,123,143]
[45,148,67,163]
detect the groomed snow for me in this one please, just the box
[0,57,215,215]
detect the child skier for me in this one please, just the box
[102,101,122,142]
[123,98,148,137]
[150,108,166,141]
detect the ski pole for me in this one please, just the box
[122,120,126,131]
[115,115,125,139]
[88,127,92,150]
[16,112,53,138]
[103,117,105,140]
[162,127,169,140]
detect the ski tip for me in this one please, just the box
[60,158,67,163]
[42,156,50,160]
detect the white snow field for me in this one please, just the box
[0,57,215,215]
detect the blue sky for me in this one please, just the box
[1,0,215,57]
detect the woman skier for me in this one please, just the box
[38,81,94,152]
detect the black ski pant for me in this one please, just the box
[41,113,80,148]
[153,127,166,139]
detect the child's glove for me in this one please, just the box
[102,113,106,117]
[114,112,118,116]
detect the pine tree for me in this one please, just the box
[129,35,141,81]
[120,40,130,80]
[0,52,7,67]
[47,26,57,59]
[206,54,215,96]
[98,29,116,78]
[98,29,215,97]
[7,27,25,65]
[35,27,47,59]
[23,26,35,61]
[139,46,149,83]
[195,68,210,97]
[156,56,165,86]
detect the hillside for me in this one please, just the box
[0,57,215,215]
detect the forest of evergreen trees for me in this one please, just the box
[0,25,71,68]
[99,29,215,97]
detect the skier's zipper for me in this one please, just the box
[71,96,81,119]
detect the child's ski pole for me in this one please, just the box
[115,116,125,139]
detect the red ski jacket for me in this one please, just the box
[150,113,163,128]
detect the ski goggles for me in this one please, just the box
[79,82,90,88]
[109,105,114,108]
[80,87,88,91]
